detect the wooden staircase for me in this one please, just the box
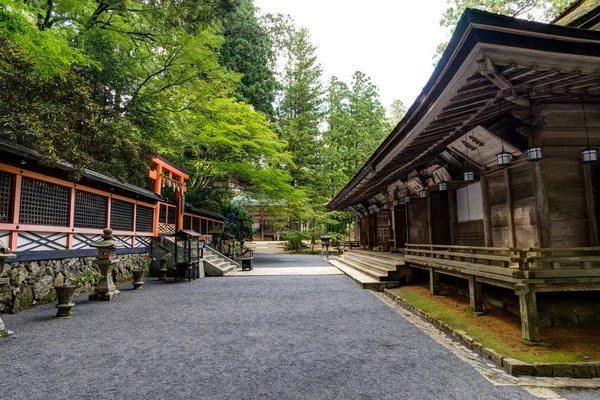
[330,249,407,291]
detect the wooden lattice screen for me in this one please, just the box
[110,199,134,231]
[74,190,107,229]
[135,205,154,232]
[0,171,12,223]
[19,177,70,226]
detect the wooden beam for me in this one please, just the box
[532,161,551,248]
[448,190,457,244]
[480,177,493,247]
[427,195,433,245]
[515,284,540,342]
[504,169,517,248]
[582,164,599,246]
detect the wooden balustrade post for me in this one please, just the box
[429,268,440,295]
[515,284,540,342]
[468,276,483,312]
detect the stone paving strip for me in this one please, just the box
[372,291,600,397]
[225,266,343,276]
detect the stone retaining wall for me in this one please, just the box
[0,253,151,314]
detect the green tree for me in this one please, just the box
[388,99,407,127]
[220,0,278,118]
[276,27,324,191]
[435,0,571,63]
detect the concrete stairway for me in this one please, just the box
[331,250,408,291]
[203,247,239,276]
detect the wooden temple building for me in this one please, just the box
[329,5,600,342]
[0,138,224,262]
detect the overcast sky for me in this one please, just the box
[254,0,451,112]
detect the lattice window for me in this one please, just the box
[167,206,176,225]
[19,178,69,226]
[136,205,154,232]
[159,204,167,223]
[183,215,192,230]
[74,190,107,229]
[453,220,485,246]
[110,199,133,231]
[0,172,13,223]
[193,217,201,234]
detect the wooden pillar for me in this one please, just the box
[480,177,493,247]
[427,195,433,245]
[9,174,22,251]
[515,284,540,342]
[67,187,75,250]
[468,276,483,312]
[532,161,551,248]
[389,207,395,251]
[429,268,440,295]
[152,164,163,194]
[583,164,599,246]
[448,190,457,245]
[405,203,410,245]
[504,169,517,248]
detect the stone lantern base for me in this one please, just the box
[89,289,120,301]
[0,316,13,338]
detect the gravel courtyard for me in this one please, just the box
[0,254,538,399]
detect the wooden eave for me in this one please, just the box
[328,9,600,211]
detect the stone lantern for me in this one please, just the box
[0,241,15,338]
[89,228,121,301]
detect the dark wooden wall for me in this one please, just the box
[430,192,451,245]
[393,206,407,247]
[408,199,430,244]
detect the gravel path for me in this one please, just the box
[0,254,536,399]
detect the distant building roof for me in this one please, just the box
[185,204,226,221]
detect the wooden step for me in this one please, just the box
[328,260,399,292]
[344,250,404,266]
[344,252,399,271]
[338,258,389,280]
[341,257,395,278]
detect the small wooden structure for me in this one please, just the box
[328,8,600,341]
[172,230,202,282]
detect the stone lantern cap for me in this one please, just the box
[90,228,121,249]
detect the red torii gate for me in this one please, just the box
[147,157,189,232]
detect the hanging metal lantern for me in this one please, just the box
[527,147,543,162]
[404,196,412,204]
[582,148,598,164]
[464,171,475,182]
[496,150,512,166]
[393,199,399,207]
[580,97,597,165]
[419,190,428,198]
[383,202,389,210]
[439,182,448,192]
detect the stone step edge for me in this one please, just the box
[328,260,399,292]
[382,289,600,379]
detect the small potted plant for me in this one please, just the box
[132,257,153,290]
[55,270,103,318]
